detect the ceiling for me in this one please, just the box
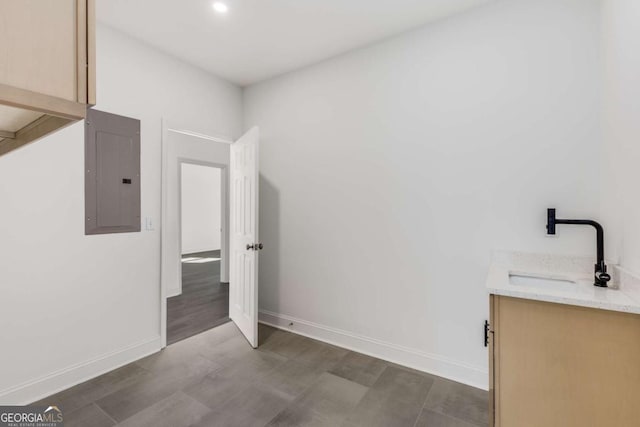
[97,0,493,87]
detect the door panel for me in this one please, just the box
[230,127,259,347]
[96,131,136,228]
[85,109,141,235]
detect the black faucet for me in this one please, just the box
[546,208,611,287]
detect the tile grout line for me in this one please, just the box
[410,374,436,427]
[92,402,119,425]
[184,353,287,413]
[418,385,487,427]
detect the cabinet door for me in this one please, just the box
[0,0,78,101]
[494,296,640,427]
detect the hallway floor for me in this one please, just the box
[36,322,488,427]
[167,250,229,345]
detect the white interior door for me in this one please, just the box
[230,127,260,347]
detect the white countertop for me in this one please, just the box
[486,251,640,315]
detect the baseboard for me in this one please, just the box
[181,248,222,256]
[0,336,162,405]
[259,310,488,391]
[166,287,181,298]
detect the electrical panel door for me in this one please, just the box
[85,109,140,235]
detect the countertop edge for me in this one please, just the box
[487,287,640,315]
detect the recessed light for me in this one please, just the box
[212,2,228,13]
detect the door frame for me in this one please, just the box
[160,119,233,348]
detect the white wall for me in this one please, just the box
[181,164,222,254]
[0,24,242,404]
[244,0,602,388]
[602,0,640,275]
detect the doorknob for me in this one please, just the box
[246,244,255,250]
[246,243,264,251]
[257,243,264,250]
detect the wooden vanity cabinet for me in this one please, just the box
[489,295,640,427]
[0,0,95,156]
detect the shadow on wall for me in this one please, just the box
[259,174,280,314]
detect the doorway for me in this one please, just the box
[166,164,229,345]
[161,122,260,349]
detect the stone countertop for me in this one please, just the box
[486,251,640,315]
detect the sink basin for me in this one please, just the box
[509,274,580,292]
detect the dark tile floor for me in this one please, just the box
[167,250,229,345]
[35,322,488,426]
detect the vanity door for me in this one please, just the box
[491,295,640,427]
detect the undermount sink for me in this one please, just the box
[509,273,580,292]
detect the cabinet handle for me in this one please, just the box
[484,320,490,347]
